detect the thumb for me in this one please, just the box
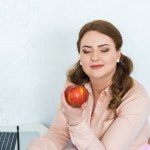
[81,102,87,109]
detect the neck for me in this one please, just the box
[90,74,113,100]
[90,78,112,114]
[91,78,111,93]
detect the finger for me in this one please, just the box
[81,102,87,109]
[61,92,72,109]
[61,92,67,106]
[82,102,87,107]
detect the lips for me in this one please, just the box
[90,64,104,69]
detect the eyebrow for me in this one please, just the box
[81,44,110,49]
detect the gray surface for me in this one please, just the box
[19,132,39,150]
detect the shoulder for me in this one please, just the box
[122,79,149,101]
[117,80,150,115]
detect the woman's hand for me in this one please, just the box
[61,92,87,126]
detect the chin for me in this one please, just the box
[89,74,105,80]
[89,72,114,80]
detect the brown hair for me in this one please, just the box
[67,20,133,116]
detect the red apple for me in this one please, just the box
[64,85,89,107]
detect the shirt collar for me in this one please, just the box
[84,82,112,98]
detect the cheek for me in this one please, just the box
[80,56,89,64]
[80,57,90,73]
[104,54,117,64]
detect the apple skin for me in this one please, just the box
[64,85,89,107]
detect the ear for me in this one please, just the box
[116,51,121,60]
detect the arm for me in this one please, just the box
[27,138,58,150]
[28,81,74,150]
[101,96,150,150]
[68,96,150,150]
[68,121,105,150]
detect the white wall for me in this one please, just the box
[0,0,150,126]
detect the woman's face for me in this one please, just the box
[80,30,121,81]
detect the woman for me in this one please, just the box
[28,20,150,150]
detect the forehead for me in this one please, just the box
[80,31,115,46]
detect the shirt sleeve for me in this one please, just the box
[68,96,150,150]
[68,121,106,150]
[27,81,72,150]
[27,137,57,150]
[27,105,70,150]
[101,96,150,150]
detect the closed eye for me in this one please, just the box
[82,49,91,54]
[101,49,109,52]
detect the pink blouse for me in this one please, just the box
[27,80,150,150]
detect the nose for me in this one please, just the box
[91,51,99,62]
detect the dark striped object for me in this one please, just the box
[0,132,17,150]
